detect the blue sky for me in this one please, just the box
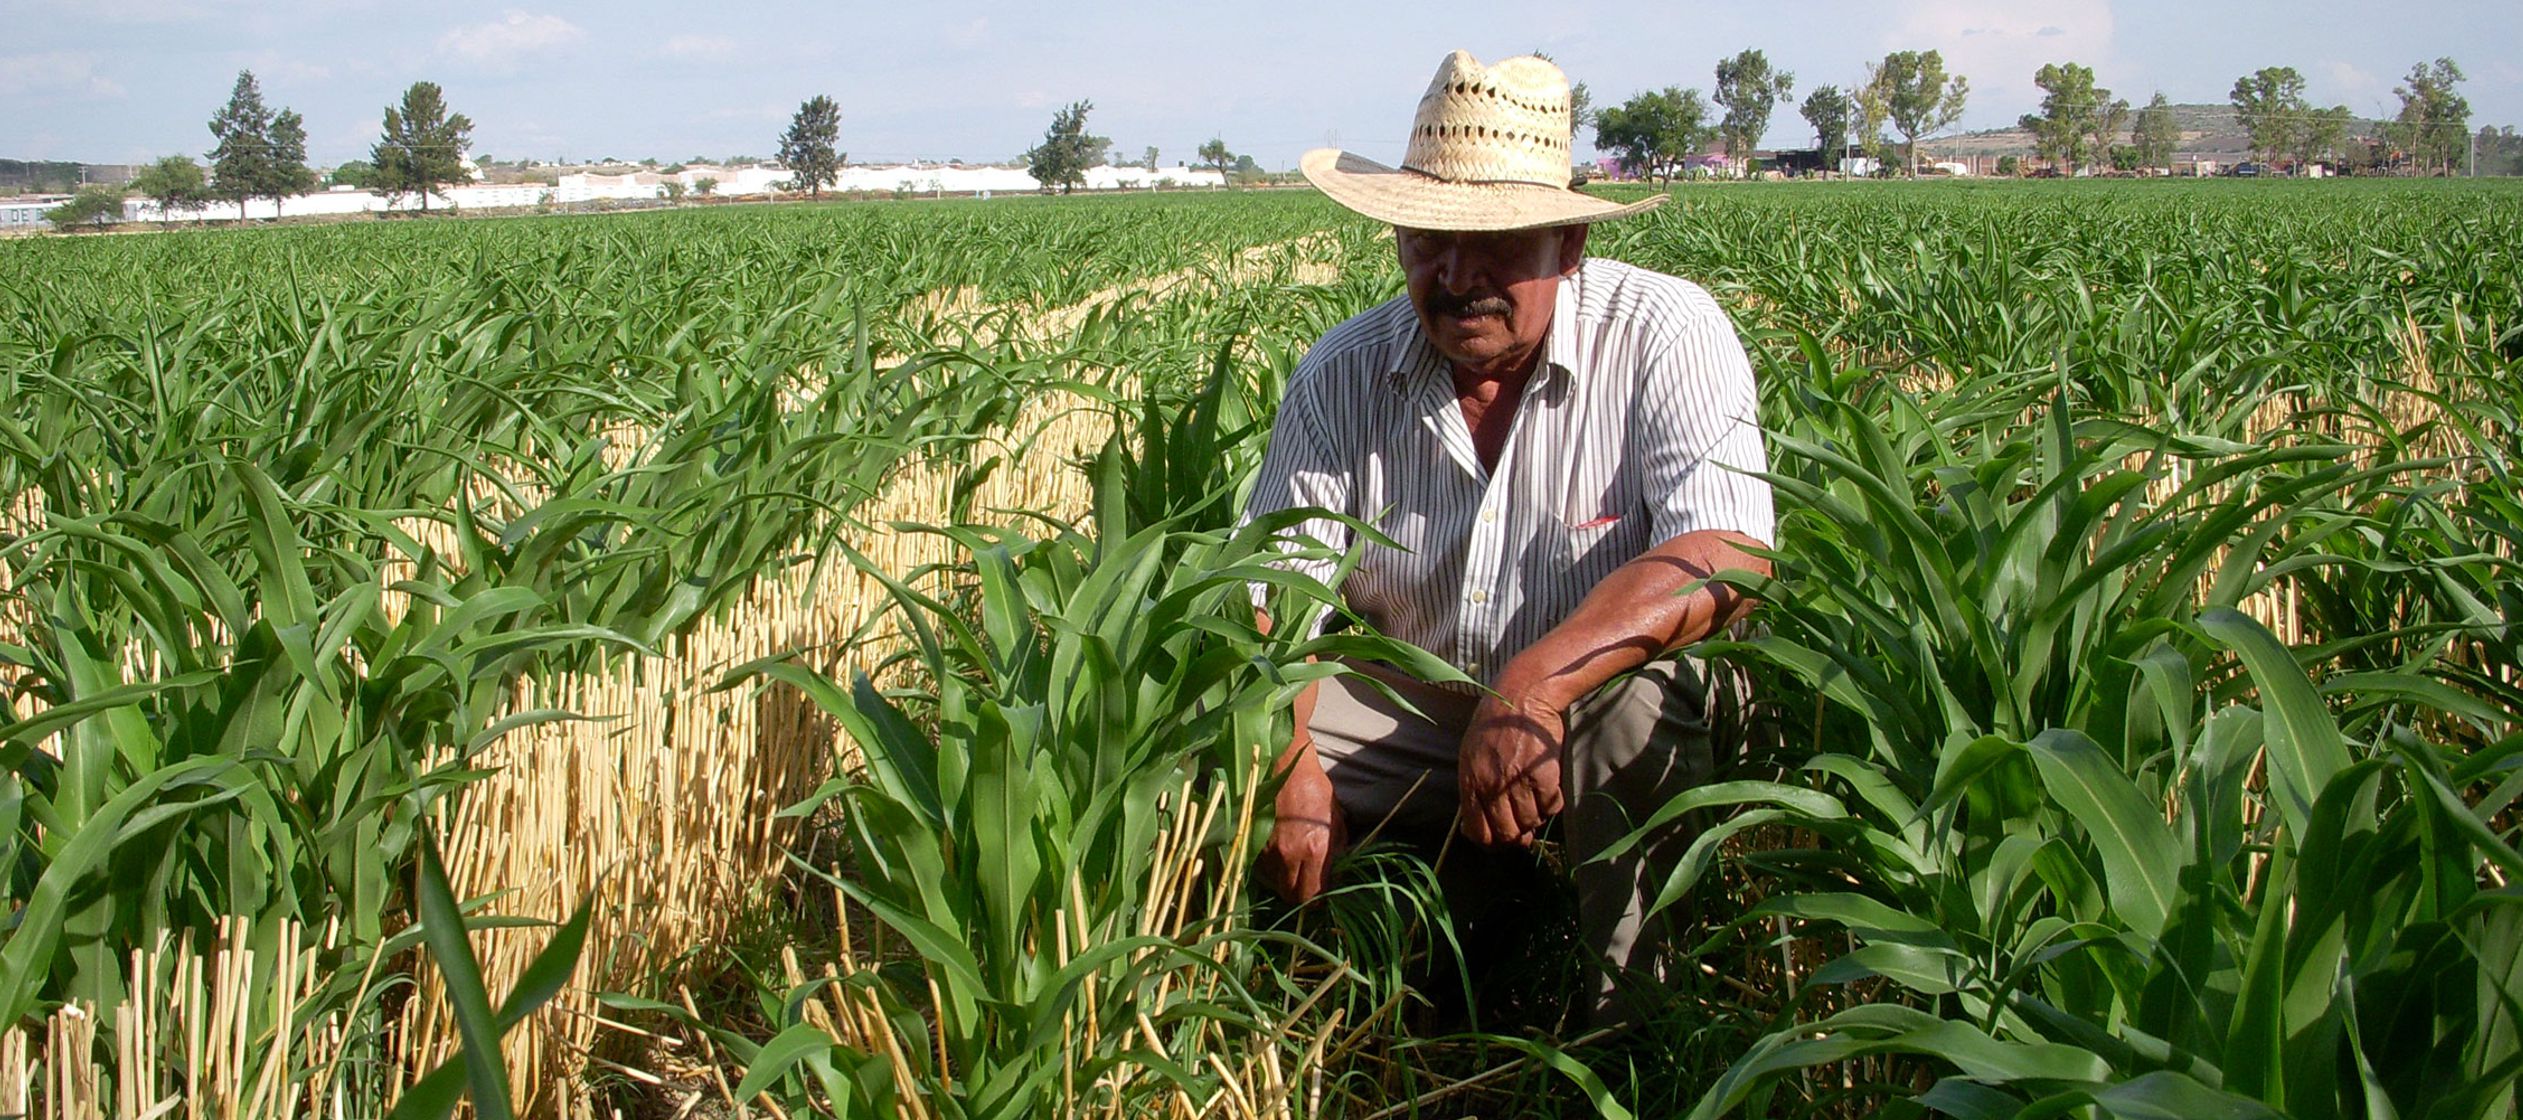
[4,0,2518,168]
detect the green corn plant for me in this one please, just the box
[724,423,1466,1115]
[0,456,632,1104]
[1588,329,2523,1117]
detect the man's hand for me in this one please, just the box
[1458,693,1568,847]
[1261,748,1348,903]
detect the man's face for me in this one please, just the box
[1397,224,1587,378]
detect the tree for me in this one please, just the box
[1854,72,1896,168]
[1801,85,1853,167]
[2131,92,2180,171]
[1593,86,1711,182]
[2089,95,2131,172]
[2230,66,2309,167]
[206,70,274,221]
[204,71,313,220]
[777,95,843,198]
[1026,100,1105,194]
[266,108,316,216]
[2299,104,2353,169]
[2019,62,2112,171]
[1198,138,1233,186]
[370,82,474,213]
[129,155,209,225]
[328,159,376,188]
[695,176,719,197]
[1143,145,1159,171]
[2393,58,2470,175]
[1713,49,1794,176]
[44,186,123,231]
[660,179,686,203]
[2479,126,2523,177]
[1866,50,1969,174]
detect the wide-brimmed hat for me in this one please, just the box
[1302,51,1663,232]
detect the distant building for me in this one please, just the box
[1,198,60,228]
[1767,148,1832,176]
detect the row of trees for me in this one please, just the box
[114,71,476,225]
[1594,49,2481,181]
[1595,48,1970,180]
[2019,57,2473,176]
[2231,60,2475,174]
[2014,66,2190,174]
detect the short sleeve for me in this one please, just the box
[1636,308,1774,548]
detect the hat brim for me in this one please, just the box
[1300,148,1663,231]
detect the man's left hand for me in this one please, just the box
[1458,693,1567,847]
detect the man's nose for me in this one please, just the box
[1432,242,1480,293]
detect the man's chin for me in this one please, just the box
[1425,324,1510,359]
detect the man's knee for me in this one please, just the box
[1562,657,1733,833]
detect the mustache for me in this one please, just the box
[1425,291,1513,318]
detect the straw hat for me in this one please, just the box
[1302,51,1663,231]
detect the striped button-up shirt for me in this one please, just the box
[1245,256,1773,691]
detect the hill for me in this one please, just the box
[1933,103,2392,162]
[0,160,137,196]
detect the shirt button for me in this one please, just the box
[1469,589,1489,604]
[1480,510,1497,524]
[1464,661,1482,675]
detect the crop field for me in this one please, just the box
[1,178,2520,1119]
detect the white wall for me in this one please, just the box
[123,163,1233,224]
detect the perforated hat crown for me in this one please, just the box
[1403,52,1577,187]
[1301,50,1662,231]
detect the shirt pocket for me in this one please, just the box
[1562,513,1627,570]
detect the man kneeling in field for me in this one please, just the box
[1247,50,1775,1026]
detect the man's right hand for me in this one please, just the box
[1260,749,1347,903]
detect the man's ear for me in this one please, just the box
[1559,224,1589,275]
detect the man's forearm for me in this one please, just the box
[1255,608,1323,774]
[1274,678,1323,775]
[1491,529,1770,714]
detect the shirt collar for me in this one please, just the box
[1385,262,1584,392]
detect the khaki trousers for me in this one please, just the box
[1307,657,1736,1025]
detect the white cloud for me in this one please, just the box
[0,53,126,99]
[2321,60,2388,108]
[439,11,584,67]
[661,35,736,62]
